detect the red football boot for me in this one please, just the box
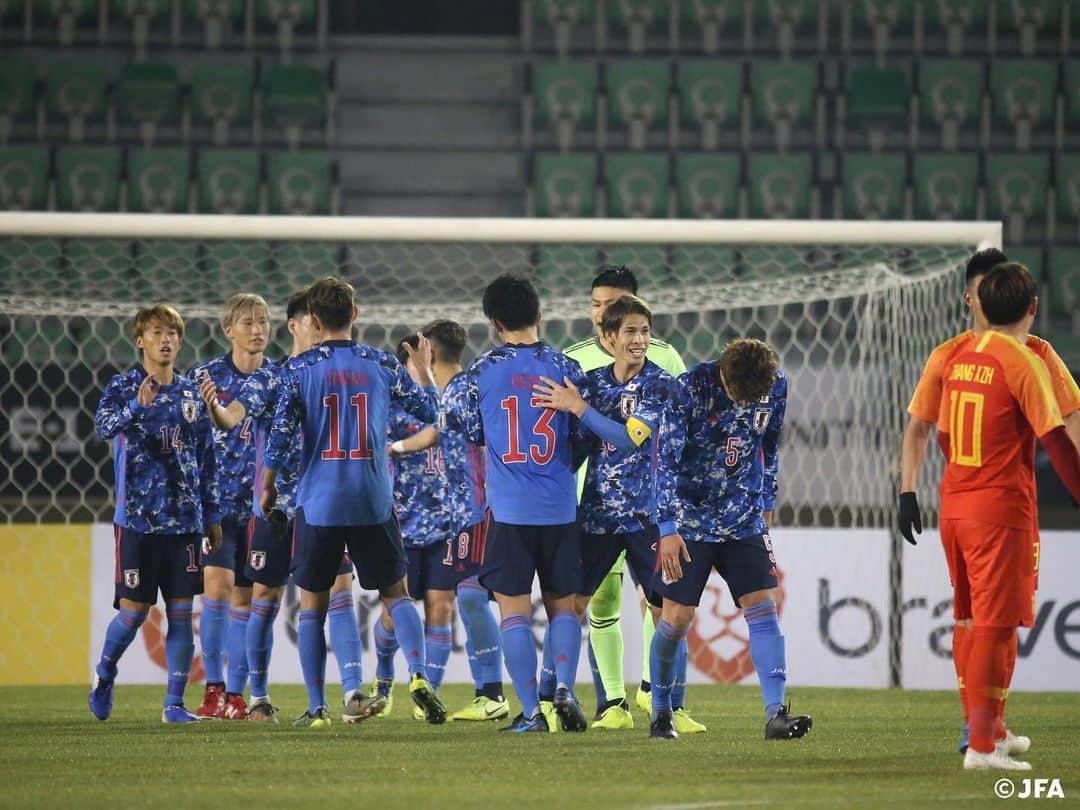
[196,684,226,719]
[223,693,248,720]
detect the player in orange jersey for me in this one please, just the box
[899,249,1080,755]
[936,263,1080,771]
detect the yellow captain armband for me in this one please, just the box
[626,416,653,447]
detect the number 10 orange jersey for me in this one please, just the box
[937,331,1065,530]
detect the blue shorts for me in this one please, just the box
[202,517,252,587]
[113,524,203,609]
[581,526,659,602]
[292,507,406,593]
[479,520,580,598]
[407,542,459,598]
[245,514,353,587]
[651,533,779,608]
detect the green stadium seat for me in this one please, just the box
[266,150,332,215]
[530,61,598,151]
[985,152,1050,243]
[912,152,978,220]
[747,153,813,218]
[184,0,244,48]
[64,239,132,301]
[679,0,744,54]
[847,0,915,58]
[752,0,820,57]
[197,148,260,214]
[677,59,741,151]
[191,62,254,145]
[204,240,270,297]
[56,146,120,212]
[34,0,98,46]
[533,245,598,299]
[0,146,49,211]
[607,0,669,53]
[1062,62,1080,140]
[262,65,329,149]
[111,0,170,60]
[1047,248,1080,323]
[991,60,1058,151]
[922,0,988,55]
[918,59,983,151]
[841,153,906,219]
[271,242,341,288]
[529,0,597,55]
[842,64,910,151]
[0,56,37,144]
[0,239,63,299]
[127,147,191,213]
[605,152,668,218]
[115,63,181,147]
[606,59,670,151]
[45,58,108,143]
[600,246,670,288]
[258,0,317,56]
[1007,246,1043,283]
[674,152,740,218]
[996,0,1060,55]
[531,152,598,217]
[134,240,201,302]
[670,246,737,286]
[749,60,817,151]
[1056,153,1080,238]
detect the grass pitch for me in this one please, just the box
[1,684,1077,809]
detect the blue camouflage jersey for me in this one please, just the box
[235,359,303,520]
[578,360,684,537]
[188,354,269,524]
[388,403,457,548]
[439,375,487,530]
[442,342,587,525]
[676,362,787,543]
[266,339,439,526]
[96,367,221,534]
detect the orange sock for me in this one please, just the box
[993,631,1018,741]
[966,625,1013,754]
[952,623,973,722]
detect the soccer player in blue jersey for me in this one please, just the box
[189,294,270,720]
[442,274,590,733]
[649,338,811,740]
[89,304,222,724]
[201,289,370,724]
[376,320,507,722]
[261,276,446,728]
[532,294,685,732]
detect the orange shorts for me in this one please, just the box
[941,518,1036,628]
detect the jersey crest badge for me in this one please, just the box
[124,569,140,588]
[753,408,771,432]
[249,550,267,571]
[619,393,638,418]
[181,400,199,423]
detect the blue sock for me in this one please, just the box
[464,635,483,691]
[501,614,539,719]
[298,609,327,713]
[538,623,557,700]
[387,596,427,678]
[671,637,688,710]
[457,580,501,691]
[199,597,228,685]
[96,607,147,681]
[649,619,686,718]
[745,600,787,718]
[548,610,581,692]
[587,633,607,706]
[225,607,249,694]
[327,590,362,695]
[164,601,194,707]
[373,615,398,686]
[424,624,452,691]
[247,599,279,700]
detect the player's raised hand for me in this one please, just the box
[403,332,435,386]
[898,491,922,545]
[659,533,690,584]
[198,374,220,410]
[204,523,223,555]
[137,373,160,408]
[532,376,587,417]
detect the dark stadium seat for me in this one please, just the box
[1056,153,1080,241]
[127,146,191,213]
[917,59,984,151]
[1047,248,1080,327]
[183,0,245,49]
[606,0,669,53]
[134,240,201,301]
[749,60,819,152]
[33,0,98,46]
[839,152,906,219]
[911,152,978,220]
[922,0,988,56]
[599,245,669,286]
[190,62,255,146]
[747,152,814,219]
[196,148,260,213]
[266,149,333,215]
[203,240,271,291]
[0,56,38,145]
[45,58,108,143]
[845,0,915,59]
[985,152,1051,243]
[110,0,170,60]
[56,145,120,211]
[533,244,595,298]
[996,0,1061,56]
[678,0,744,54]
[530,151,597,217]
[751,0,821,56]
[1062,61,1080,147]
[271,242,342,286]
[530,61,599,151]
[0,239,62,297]
[64,238,132,300]
[115,62,182,147]
[674,152,740,218]
[605,151,669,218]
[526,0,597,55]
[839,64,911,151]
[262,64,330,150]
[257,0,317,58]
[677,59,742,151]
[0,146,50,210]
[606,58,671,151]
[1007,246,1043,282]
[990,60,1058,151]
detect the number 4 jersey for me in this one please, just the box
[442,342,587,526]
[266,339,439,527]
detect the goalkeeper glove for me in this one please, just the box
[898,491,922,546]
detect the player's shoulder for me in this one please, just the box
[984,331,1043,369]
[1023,332,1053,358]
[108,366,143,388]
[640,359,677,387]
[283,343,332,373]
[682,360,716,384]
[932,330,976,360]
[563,337,597,357]
[188,354,227,375]
[544,343,584,374]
